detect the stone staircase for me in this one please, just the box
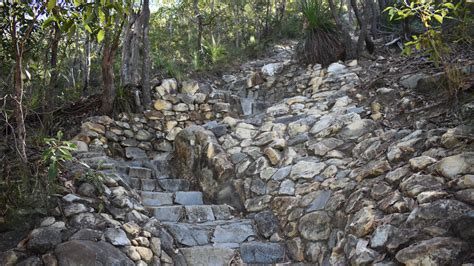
[128,155,287,265]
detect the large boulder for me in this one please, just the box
[55,240,134,265]
[171,126,243,210]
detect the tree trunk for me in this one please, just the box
[83,33,91,95]
[328,0,355,58]
[121,11,139,87]
[100,44,115,114]
[141,0,152,106]
[49,23,60,109]
[10,16,27,163]
[350,0,375,55]
[193,0,204,61]
[13,52,27,162]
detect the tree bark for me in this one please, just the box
[100,20,124,114]
[328,0,356,58]
[350,0,375,55]
[141,0,152,106]
[83,33,91,95]
[193,0,204,61]
[48,23,60,110]
[11,17,27,162]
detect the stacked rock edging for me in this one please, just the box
[0,150,165,265]
[171,60,474,265]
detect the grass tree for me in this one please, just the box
[299,0,345,66]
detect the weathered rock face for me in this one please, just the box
[171,126,243,210]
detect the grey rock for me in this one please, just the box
[339,119,376,139]
[55,240,134,265]
[395,237,468,265]
[125,147,147,160]
[290,160,326,180]
[212,220,255,243]
[180,246,236,266]
[69,229,103,241]
[27,227,62,253]
[298,211,331,240]
[104,228,131,246]
[174,191,203,205]
[254,211,279,238]
[272,166,292,181]
[163,223,210,246]
[306,190,332,212]
[185,205,215,223]
[128,166,152,179]
[279,179,295,195]
[141,192,173,206]
[150,206,184,222]
[158,179,190,192]
[240,242,285,264]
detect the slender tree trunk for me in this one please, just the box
[11,18,27,162]
[141,0,152,106]
[100,41,115,114]
[13,53,27,162]
[328,0,355,58]
[49,23,60,110]
[193,0,204,62]
[121,11,139,87]
[83,33,91,95]
[100,21,123,114]
[350,0,375,55]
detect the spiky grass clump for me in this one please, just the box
[299,0,345,66]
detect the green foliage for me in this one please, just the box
[42,131,76,182]
[385,0,473,97]
[384,0,471,64]
[301,0,335,32]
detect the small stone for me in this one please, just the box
[348,207,380,237]
[180,80,199,94]
[409,156,437,171]
[298,211,331,240]
[135,247,153,262]
[435,152,474,179]
[290,160,326,180]
[27,227,62,253]
[104,228,131,246]
[254,211,278,238]
[153,99,172,111]
[279,180,295,195]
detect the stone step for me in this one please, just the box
[178,246,237,266]
[162,219,256,247]
[74,152,106,159]
[128,166,153,179]
[158,179,190,192]
[174,191,203,205]
[140,191,203,206]
[240,242,286,264]
[79,156,116,169]
[131,178,191,192]
[147,205,233,223]
[141,191,173,206]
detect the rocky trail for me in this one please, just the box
[1,44,473,265]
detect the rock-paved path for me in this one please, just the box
[3,45,473,266]
[127,154,287,265]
